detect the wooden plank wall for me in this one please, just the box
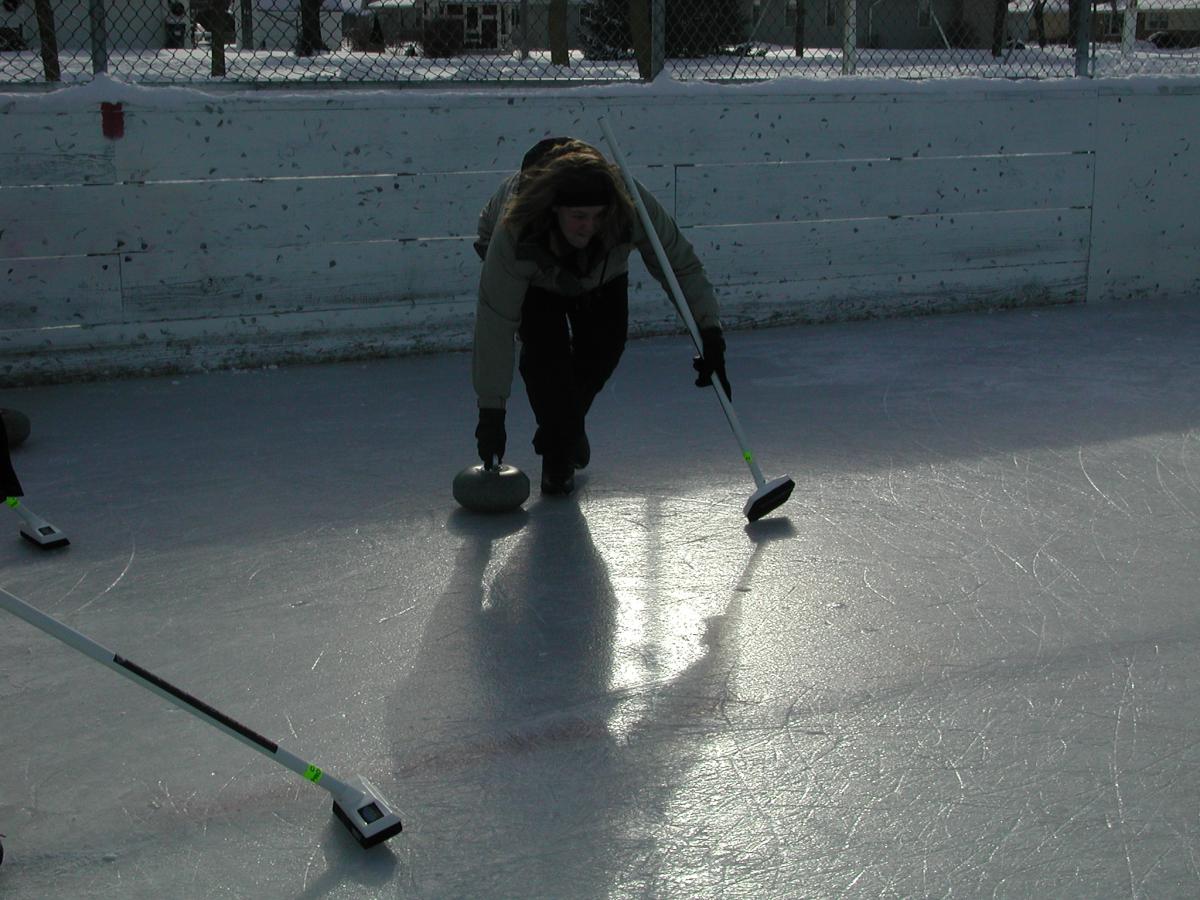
[0,84,1188,384]
[1088,83,1200,305]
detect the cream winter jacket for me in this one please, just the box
[472,174,721,410]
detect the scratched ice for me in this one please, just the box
[2,298,1199,898]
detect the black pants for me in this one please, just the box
[0,414,21,498]
[518,274,629,459]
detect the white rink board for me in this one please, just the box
[675,153,1095,226]
[1088,86,1200,305]
[1,80,1198,383]
[4,91,1094,185]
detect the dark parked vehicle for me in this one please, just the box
[1147,30,1200,49]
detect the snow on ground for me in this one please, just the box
[1,39,1197,89]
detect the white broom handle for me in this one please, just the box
[0,585,357,803]
[598,116,767,489]
[598,118,705,353]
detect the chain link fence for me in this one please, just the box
[1,0,1197,84]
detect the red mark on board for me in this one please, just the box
[101,102,124,140]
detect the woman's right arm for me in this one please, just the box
[472,226,531,410]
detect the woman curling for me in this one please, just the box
[471,137,731,496]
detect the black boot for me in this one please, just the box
[538,426,589,469]
[572,430,590,470]
[541,454,575,495]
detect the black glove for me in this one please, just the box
[692,327,732,401]
[475,408,506,468]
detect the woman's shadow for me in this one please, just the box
[297,498,798,897]
[381,499,622,877]
[364,502,797,896]
[441,500,619,740]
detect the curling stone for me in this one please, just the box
[2,408,30,449]
[453,463,530,513]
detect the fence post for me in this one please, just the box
[650,0,664,79]
[1075,17,1090,76]
[1070,0,1090,76]
[89,0,108,75]
[841,0,856,74]
[1120,0,1137,57]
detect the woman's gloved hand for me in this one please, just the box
[692,327,732,401]
[475,408,507,468]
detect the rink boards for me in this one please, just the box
[1,83,1197,382]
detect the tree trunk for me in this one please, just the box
[33,0,60,82]
[793,0,805,56]
[549,0,569,64]
[298,0,324,55]
[211,15,228,75]
[629,0,651,78]
[990,0,1006,56]
[240,0,255,49]
[1032,0,1046,46]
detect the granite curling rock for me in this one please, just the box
[453,463,530,513]
[2,408,31,449]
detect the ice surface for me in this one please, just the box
[2,298,1199,897]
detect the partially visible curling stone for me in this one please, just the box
[453,463,530,513]
[2,409,30,449]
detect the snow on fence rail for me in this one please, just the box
[1,0,1199,85]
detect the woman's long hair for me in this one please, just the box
[503,140,636,251]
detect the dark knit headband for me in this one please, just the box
[554,170,613,208]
